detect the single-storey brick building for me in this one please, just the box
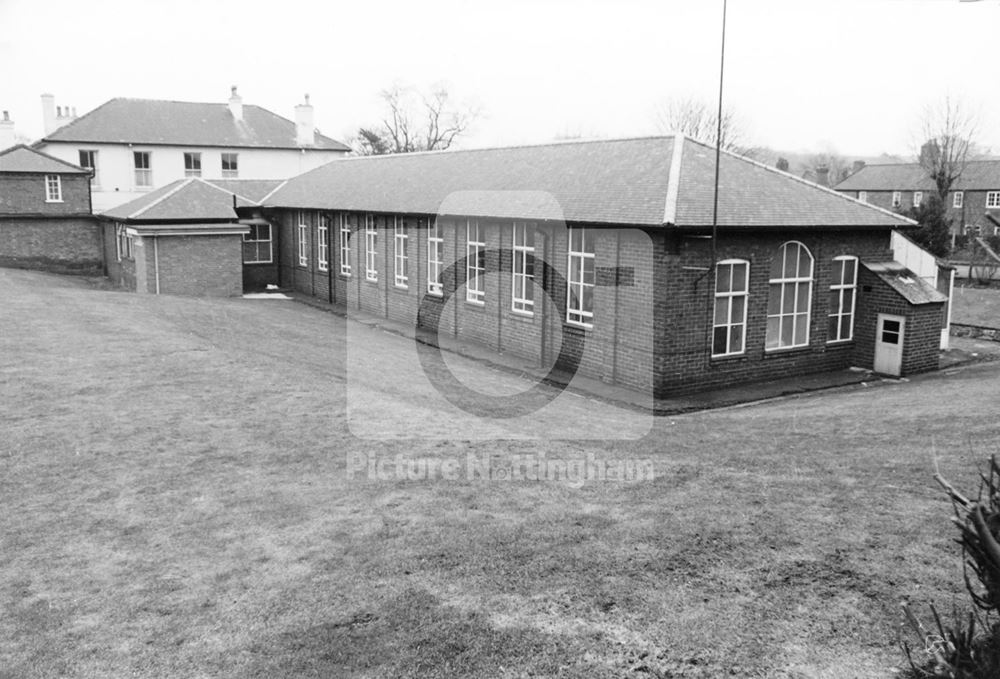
[235,134,946,395]
[0,144,102,274]
[99,177,283,296]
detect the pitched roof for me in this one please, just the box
[100,177,281,221]
[263,135,915,229]
[0,144,90,174]
[835,160,1000,192]
[863,261,948,305]
[41,98,350,151]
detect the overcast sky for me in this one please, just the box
[1,0,997,158]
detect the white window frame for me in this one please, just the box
[78,150,97,185]
[183,152,202,178]
[297,213,308,267]
[133,151,151,188]
[828,255,858,343]
[765,241,813,351]
[712,259,749,357]
[45,174,62,202]
[394,216,408,288]
[365,213,378,282]
[242,223,272,264]
[339,214,352,276]
[857,191,867,203]
[953,191,964,209]
[466,219,485,304]
[427,219,443,296]
[891,191,902,208]
[511,222,535,315]
[987,191,1000,209]
[115,223,125,261]
[566,226,595,328]
[317,212,329,272]
[221,152,239,179]
[913,191,923,208]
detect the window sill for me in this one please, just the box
[710,352,747,363]
[245,260,273,266]
[465,299,486,308]
[45,199,64,203]
[365,277,379,284]
[510,308,535,319]
[763,345,812,357]
[339,271,352,279]
[565,320,593,332]
[826,339,854,348]
[392,284,409,293]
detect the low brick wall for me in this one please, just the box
[0,217,103,275]
[951,323,1000,342]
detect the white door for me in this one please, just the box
[874,314,905,376]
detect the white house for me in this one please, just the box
[34,88,350,211]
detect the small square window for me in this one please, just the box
[45,174,62,202]
[987,192,1000,209]
[891,191,902,208]
[912,191,923,207]
[953,191,964,209]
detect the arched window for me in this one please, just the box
[828,256,858,342]
[766,242,813,350]
[713,259,749,357]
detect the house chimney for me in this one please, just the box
[776,157,789,172]
[852,160,866,175]
[295,94,314,146]
[228,85,243,121]
[41,93,56,135]
[0,111,15,151]
[815,165,830,187]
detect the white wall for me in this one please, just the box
[36,141,346,210]
[891,230,953,349]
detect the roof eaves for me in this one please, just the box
[662,133,685,226]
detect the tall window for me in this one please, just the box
[857,191,867,203]
[954,191,964,209]
[913,191,923,207]
[987,192,1000,209]
[45,175,62,202]
[297,213,308,267]
[765,241,813,350]
[512,222,535,314]
[183,152,202,177]
[713,260,749,357]
[828,256,857,342]
[339,214,352,276]
[133,151,151,187]
[394,217,408,288]
[365,214,378,282]
[566,227,595,327]
[891,191,901,208]
[317,213,330,272]
[78,150,97,184]
[466,220,485,303]
[427,219,443,295]
[221,153,239,178]
[243,224,272,264]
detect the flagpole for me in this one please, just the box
[711,0,727,273]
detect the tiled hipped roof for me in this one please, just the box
[263,135,915,229]
[41,98,350,151]
[835,160,1000,192]
[100,178,284,221]
[0,144,90,174]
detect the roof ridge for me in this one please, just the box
[329,134,678,163]
[127,178,195,219]
[199,178,261,205]
[259,179,288,204]
[682,137,918,227]
[663,133,684,224]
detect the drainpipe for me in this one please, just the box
[153,236,161,294]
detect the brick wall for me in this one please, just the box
[271,207,941,394]
[0,173,91,215]
[0,216,102,274]
[130,233,242,296]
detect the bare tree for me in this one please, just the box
[653,97,757,157]
[354,84,480,155]
[916,97,980,200]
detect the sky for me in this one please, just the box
[1,0,998,159]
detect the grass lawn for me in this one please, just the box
[951,284,1000,327]
[3,267,1000,678]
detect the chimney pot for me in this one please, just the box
[228,85,243,121]
[2,111,9,122]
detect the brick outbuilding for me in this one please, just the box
[234,134,945,395]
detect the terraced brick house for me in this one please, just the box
[33,89,349,212]
[834,160,1000,238]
